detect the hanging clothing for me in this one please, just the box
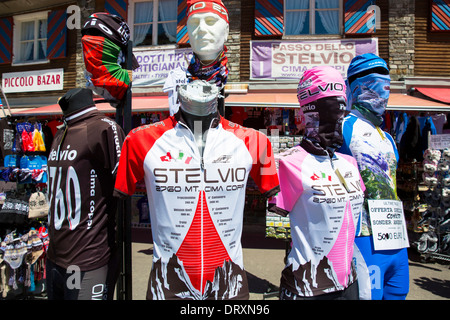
[163,67,188,116]
[400,116,423,162]
[0,118,15,161]
[431,113,447,134]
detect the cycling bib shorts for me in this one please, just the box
[354,236,409,300]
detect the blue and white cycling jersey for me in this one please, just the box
[339,111,399,236]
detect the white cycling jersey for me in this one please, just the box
[269,145,365,297]
[339,112,399,236]
[114,112,279,300]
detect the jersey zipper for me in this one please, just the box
[178,118,216,295]
[55,120,68,163]
[376,126,386,141]
[330,156,351,285]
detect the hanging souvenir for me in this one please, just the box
[81,12,139,106]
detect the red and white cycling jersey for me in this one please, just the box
[269,145,365,297]
[114,113,279,300]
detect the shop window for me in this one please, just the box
[284,0,341,35]
[129,0,177,47]
[13,12,48,64]
[5,10,66,65]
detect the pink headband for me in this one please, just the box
[297,66,347,106]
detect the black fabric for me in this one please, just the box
[0,118,15,162]
[421,117,433,157]
[58,88,95,116]
[280,280,359,300]
[82,12,130,48]
[46,259,109,300]
[347,66,389,86]
[0,192,29,225]
[399,116,423,162]
[301,96,346,157]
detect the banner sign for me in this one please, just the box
[2,68,64,93]
[132,47,193,87]
[250,38,378,80]
[368,199,409,251]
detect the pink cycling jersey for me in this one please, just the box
[269,145,365,297]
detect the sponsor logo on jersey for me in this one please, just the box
[212,155,232,163]
[311,178,364,204]
[311,172,332,181]
[48,146,78,162]
[298,82,344,102]
[160,151,193,164]
[343,171,353,179]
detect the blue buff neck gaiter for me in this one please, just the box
[348,73,391,127]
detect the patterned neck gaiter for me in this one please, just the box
[348,73,391,127]
[187,47,228,87]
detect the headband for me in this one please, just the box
[187,0,229,24]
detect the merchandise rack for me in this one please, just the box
[415,147,450,264]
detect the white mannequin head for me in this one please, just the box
[187,6,229,63]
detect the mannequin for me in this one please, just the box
[178,80,220,158]
[270,66,365,300]
[113,0,278,301]
[46,88,125,300]
[186,0,229,64]
[339,53,410,300]
[81,13,139,105]
[178,0,229,160]
[186,0,229,115]
[162,0,229,117]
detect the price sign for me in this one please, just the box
[368,200,409,250]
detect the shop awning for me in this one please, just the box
[225,92,299,108]
[387,93,450,111]
[8,91,450,117]
[415,87,450,104]
[224,92,450,111]
[10,96,170,117]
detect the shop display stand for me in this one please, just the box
[0,118,49,299]
[114,41,133,300]
[415,148,450,264]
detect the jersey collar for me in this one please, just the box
[63,106,98,125]
[173,109,221,129]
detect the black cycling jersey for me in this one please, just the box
[47,107,125,271]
